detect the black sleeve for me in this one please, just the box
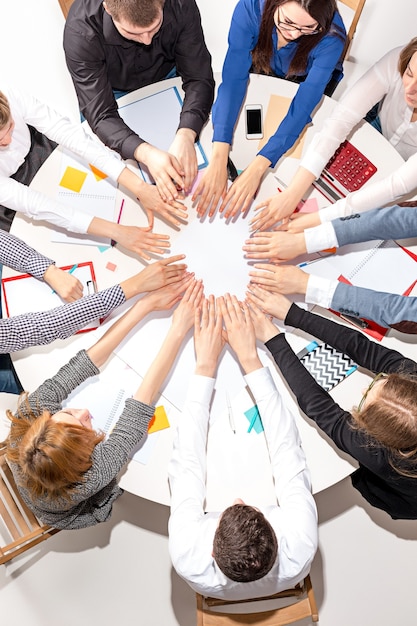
[285,304,417,376]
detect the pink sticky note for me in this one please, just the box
[106,262,117,272]
[297,198,319,214]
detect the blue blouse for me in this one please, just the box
[212,0,346,166]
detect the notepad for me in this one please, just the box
[53,149,118,246]
[299,343,357,391]
[1,262,100,333]
[118,86,208,183]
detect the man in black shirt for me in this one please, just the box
[64,0,214,211]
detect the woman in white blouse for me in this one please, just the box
[0,87,187,257]
[250,37,417,232]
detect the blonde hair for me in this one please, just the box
[0,90,11,129]
[352,373,417,477]
[6,395,104,501]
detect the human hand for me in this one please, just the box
[246,298,280,344]
[219,156,270,219]
[192,157,228,218]
[246,284,292,321]
[43,265,83,302]
[250,190,296,232]
[136,182,188,228]
[111,224,171,260]
[243,230,307,261]
[171,278,204,336]
[218,293,261,374]
[194,295,225,377]
[169,129,198,193]
[121,254,188,300]
[248,263,309,295]
[135,143,185,201]
[285,211,321,233]
[141,274,194,313]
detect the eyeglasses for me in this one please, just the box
[275,7,322,36]
[357,372,388,412]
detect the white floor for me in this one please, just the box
[1,1,417,625]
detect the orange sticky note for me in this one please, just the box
[148,405,170,434]
[59,166,88,192]
[89,164,108,181]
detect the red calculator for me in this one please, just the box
[312,140,377,203]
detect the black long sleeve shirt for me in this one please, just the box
[63,0,214,160]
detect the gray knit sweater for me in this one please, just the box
[9,350,154,529]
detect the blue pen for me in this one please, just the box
[51,264,78,294]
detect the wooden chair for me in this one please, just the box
[57,0,75,19]
[337,0,367,61]
[196,574,318,626]
[0,445,59,565]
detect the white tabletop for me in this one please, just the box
[5,74,413,508]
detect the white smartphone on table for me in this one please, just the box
[245,104,263,139]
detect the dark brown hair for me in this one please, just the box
[6,396,104,501]
[212,504,278,582]
[351,373,417,477]
[398,37,417,77]
[104,0,165,27]
[252,0,344,76]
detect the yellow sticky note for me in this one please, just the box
[148,405,170,434]
[89,164,108,181]
[59,166,88,192]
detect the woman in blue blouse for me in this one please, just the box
[194,0,346,218]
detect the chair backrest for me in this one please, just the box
[196,575,318,626]
[337,0,367,61]
[58,0,75,19]
[0,445,59,565]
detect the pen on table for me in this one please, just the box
[226,392,236,434]
[51,264,78,294]
[298,257,326,269]
[111,198,125,247]
[340,314,369,329]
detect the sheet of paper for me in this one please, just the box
[257,94,308,159]
[52,149,118,246]
[1,263,99,332]
[118,86,208,183]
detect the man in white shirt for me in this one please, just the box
[168,294,317,599]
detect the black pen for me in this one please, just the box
[340,314,369,329]
[227,157,239,182]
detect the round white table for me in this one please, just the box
[4,74,413,508]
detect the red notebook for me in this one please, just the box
[2,261,99,334]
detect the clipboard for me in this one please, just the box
[1,261,100,334]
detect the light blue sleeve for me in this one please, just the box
[331,283,417,328]
[333,206,417,247]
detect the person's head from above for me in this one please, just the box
[252,0,340,74]
[0,90,14,149]
[212,499,278,582]
[6,400,104,501]
[103,0,165,45]
[352,372,417,472]
[398,37,417,110]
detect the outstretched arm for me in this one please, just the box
[87,276,192,369]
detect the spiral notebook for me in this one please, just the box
[298,341,357,391]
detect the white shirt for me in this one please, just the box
[0,86,125,233]
[300,46,417,222]
[168,369,318,600]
